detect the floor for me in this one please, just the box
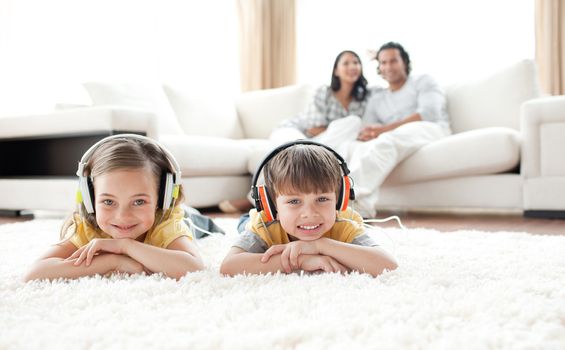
[4,208,561,235]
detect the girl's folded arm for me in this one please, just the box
[122,236,204,279]
[23,240,122,281]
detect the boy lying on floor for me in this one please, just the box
[220,141,398,277]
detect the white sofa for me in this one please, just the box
[1,59,564,218]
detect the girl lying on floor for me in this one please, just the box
[24,134,221,281]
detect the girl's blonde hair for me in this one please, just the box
[60,137,184,239]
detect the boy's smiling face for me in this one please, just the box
[275,191,338,240]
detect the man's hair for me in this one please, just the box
[376,41,411,76]
[263,144,342,201]
[330,50,369,101]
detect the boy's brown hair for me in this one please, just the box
[263,144,342,201]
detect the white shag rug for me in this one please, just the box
[1,219,564,350]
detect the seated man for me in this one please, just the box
[349,41,451,217]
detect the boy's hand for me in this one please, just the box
[67,238,130,267]
[299,255,348,274]
[261,241,320,273]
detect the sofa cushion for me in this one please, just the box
[159,135,268,177]
[235,84,314,139]
[445,59,541,133]
[246,142,279,174]
[83,82,184,135]
[384,127,521,185]
[163,85,244,139]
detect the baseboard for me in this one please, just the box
[523,210,565,219]
[0,209,34,218]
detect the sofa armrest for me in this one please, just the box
[521,95,565,213]
[0,106,159,177]
[521,95,565,179]
[0,105,158,140]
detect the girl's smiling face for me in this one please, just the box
[93,166,158,240]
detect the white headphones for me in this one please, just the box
[76,134,182,214]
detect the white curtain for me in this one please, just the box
[237,0,296,91]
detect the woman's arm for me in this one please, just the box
[23,240,141,281]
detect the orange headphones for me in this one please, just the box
[251,140,355,222]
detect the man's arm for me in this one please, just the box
[414,74,447,123]
[359,75,447,141]
[358,113,422,141]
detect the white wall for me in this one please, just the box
[0,0,240,116]
[296,0,535,87]
[0,0,535,117]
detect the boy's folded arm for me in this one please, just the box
[220,247,289,276]
[315,238,398,277]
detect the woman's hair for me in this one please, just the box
[375,41,411,76]
[263,144,342,202]
[330,50,368,101]
[61,137,184,237]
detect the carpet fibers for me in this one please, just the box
[1,219,564,349]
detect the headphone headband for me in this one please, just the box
[251,140,354,220]
[251,140,350,189]
[76,133,182,183]
[76,133,182,213]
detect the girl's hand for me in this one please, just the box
[115,255,144,275]
[299,255,348,274]
[67,238,129,267]
[261,241,320,273]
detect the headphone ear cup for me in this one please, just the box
[160,172,174,211]
[252,186,262,211]
[257,185,276,222]
[79,176,95,214]
[336,175,352,211]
